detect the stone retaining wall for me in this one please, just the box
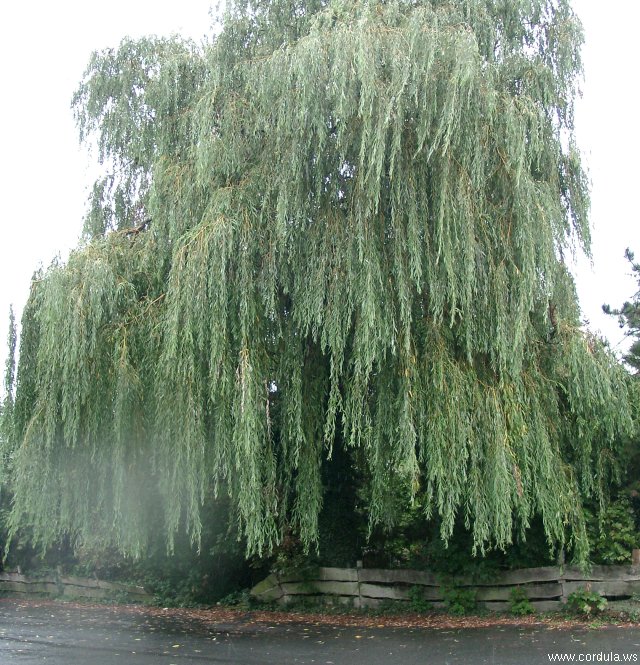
[0,570,151,603]
[251,565,640,611]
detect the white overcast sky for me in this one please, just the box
[0,0,638,380]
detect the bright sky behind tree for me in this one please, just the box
[0,0,638,377]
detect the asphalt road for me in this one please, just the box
[2,599,640,664]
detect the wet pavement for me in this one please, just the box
[2,598,640,664]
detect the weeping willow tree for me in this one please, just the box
[4,0,636,561]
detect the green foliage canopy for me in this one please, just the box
[1,307,16,485]
[604,249,640,374]
[4,0,635,560]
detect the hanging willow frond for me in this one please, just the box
[5,0,636,560]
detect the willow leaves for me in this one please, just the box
[5,0,635,560]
